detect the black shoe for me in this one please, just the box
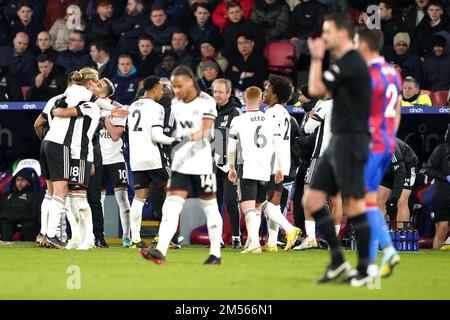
[232,238,242,249]
[95,238,109,248]
[130,241,147,249]
[203,255,221,265]
[347,270,373,287]
[316,261,351,284]
[44,235,65,249]
[140,248,166,265]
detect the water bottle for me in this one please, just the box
[400,229,407,251]
[413,230,419,251]
[406,229,413,251]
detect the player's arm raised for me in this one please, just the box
[307,37,328,97]
[104,117,125,142]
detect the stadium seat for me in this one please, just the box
[263,42,296,75]
[21,86,30,100]
[429,90,449,106]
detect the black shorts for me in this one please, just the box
[304,157,319,185]
[132,167,170,190]
[267,175,284,194]
[40,140,70,181]
[168,171,217,196]
[309,134,369,199]
[431,207,450,223]
[237,178,270,203]
[68,159,92,189]
[101,162,129,189]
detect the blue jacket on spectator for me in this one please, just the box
[0,44,36,87]
[153,0,190,24]
[144,22,178,55]
[56,49,92,76]
[111,67,141,105]
[112,11,148,55]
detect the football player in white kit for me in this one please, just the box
[50,77,117,250]
[261,75,302,252]
[227,87,283,253]
[99,111,132,248]
[140,66,223,265]
[127,76,175,249]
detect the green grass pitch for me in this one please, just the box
[1,242,449,300]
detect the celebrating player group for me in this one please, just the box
[33,12,404,287]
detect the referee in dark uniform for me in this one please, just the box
[304,13,372,286]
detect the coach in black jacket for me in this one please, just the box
[0,169,39,241]
[212,78,243,249]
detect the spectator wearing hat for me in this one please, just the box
[401,76,432,106]
[0,32,36,87]
[387,32,424,84]
[8,1,43,43]
[49,4,85,52]
[134,35,161,78]
[111,54,141,105]
[411,0,450,56]
[84,0,118,48]
[196,39,229,78]
[198,60,223,95]
[226,31,268,91]
[27,54,67,101]
[189,3,222,57]
[0,168,39,242]
[43,0,86,30]
[423,32,450,91]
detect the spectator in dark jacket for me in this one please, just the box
[0,32,36,86]
[111,54,141,105]
[411,0,450,56]
[403,0,430,37]
[134,35,161,78]
[0,168,39,241]
[379,0,404,58]
[27,54,67,101]
[154,51,179,78]
[189,3,222,57]
[226,32,268,90]
[0,66,23,101]
[386,32,424,85]
[89,41,116,79]
[8,1,43,42]
[153,0,190,25]
[196,38,229,78]
[197,60,223,95]
[34,31,59,62]
[84,0,118,48]
[423,32,450,90]
[171,31,195,69]
[212,0,253,33]
[251,0,290,42]
[3,0,47,24]
[112,0,148,55]
[143,5,178,55]
[221,2,265,60]
[425,123,450,249]
[55,30,92,76]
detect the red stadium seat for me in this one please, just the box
[429,90,449,106]
[263,42,296,75]
[21,86,30,100]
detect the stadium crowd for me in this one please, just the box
[1,0,450,256]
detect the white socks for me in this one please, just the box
[305,220,316,240]
[244,208,261,248]
[66,194,81,242]
[267,219,279,247]
[47,196,65,238]
[40,194,52,235]
[263,202,294,233]
[130,198,145,243]
[114,188,131,239]
[200,199,223,258]
[335,224,341,236]
[156,195,185,255]
[70,194,94,244]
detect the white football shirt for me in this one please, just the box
[229,110,279,181]
[99,116,126,165]
[127,98,168,171]
[170,92,217,175]
[264,104,291,175]
[304,99,333,158]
